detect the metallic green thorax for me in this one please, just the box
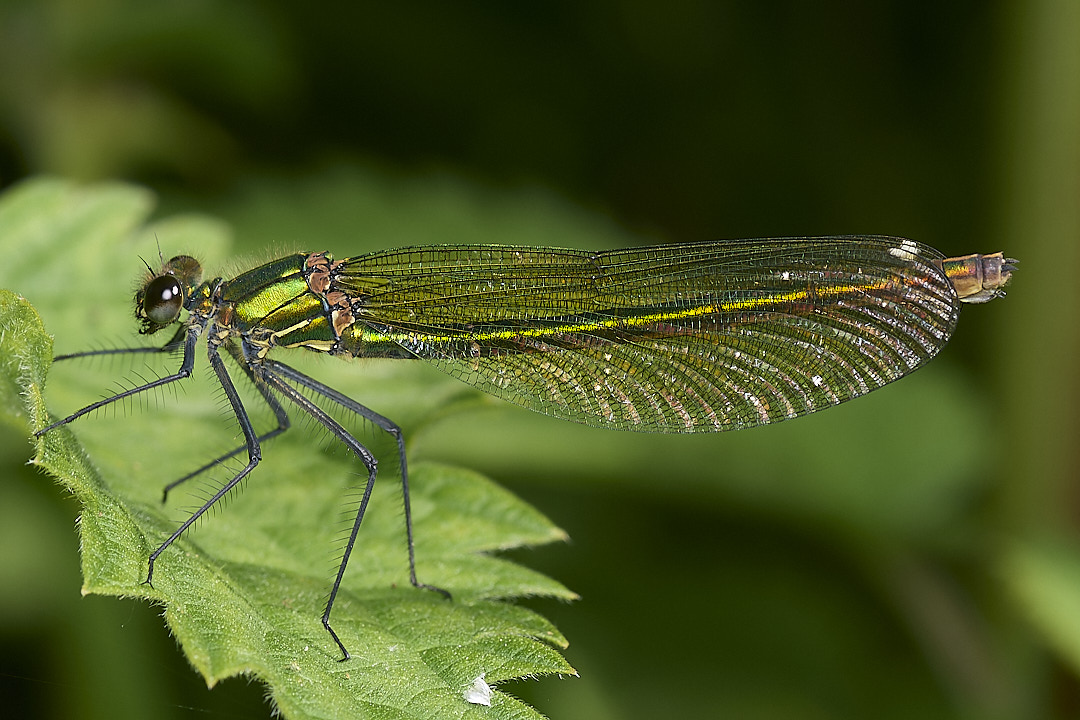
[144,237,1012,435]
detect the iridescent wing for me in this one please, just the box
[335,236,1000,432]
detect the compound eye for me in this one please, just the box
[142,275,184,326]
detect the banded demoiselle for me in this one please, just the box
[34,235,1015,659]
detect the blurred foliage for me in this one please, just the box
[0,1,1077,720]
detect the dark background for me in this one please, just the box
[1,1,1077,719]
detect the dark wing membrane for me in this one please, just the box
[336,236,960,432]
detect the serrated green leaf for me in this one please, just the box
[0,178,576,720]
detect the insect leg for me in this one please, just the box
[254,362,382,661]
[265,358,447,598]
[35,327,199,436]
[145,341,263,587]
[159,342,290,502]
[51,324,189,362]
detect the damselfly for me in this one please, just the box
[34,235,1014,659]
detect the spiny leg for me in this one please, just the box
[35,328,282,504]
[51,324,189,363]
[254,363,382,661]
[49,330,291,505]
[37,330,266,595]
[266,358,448,598]
[35,328,199,437]
[159,342,291,502]
[146,341,263,586]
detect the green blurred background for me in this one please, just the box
[0,1,1077,719]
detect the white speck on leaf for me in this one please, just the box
[464,673,493,706]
